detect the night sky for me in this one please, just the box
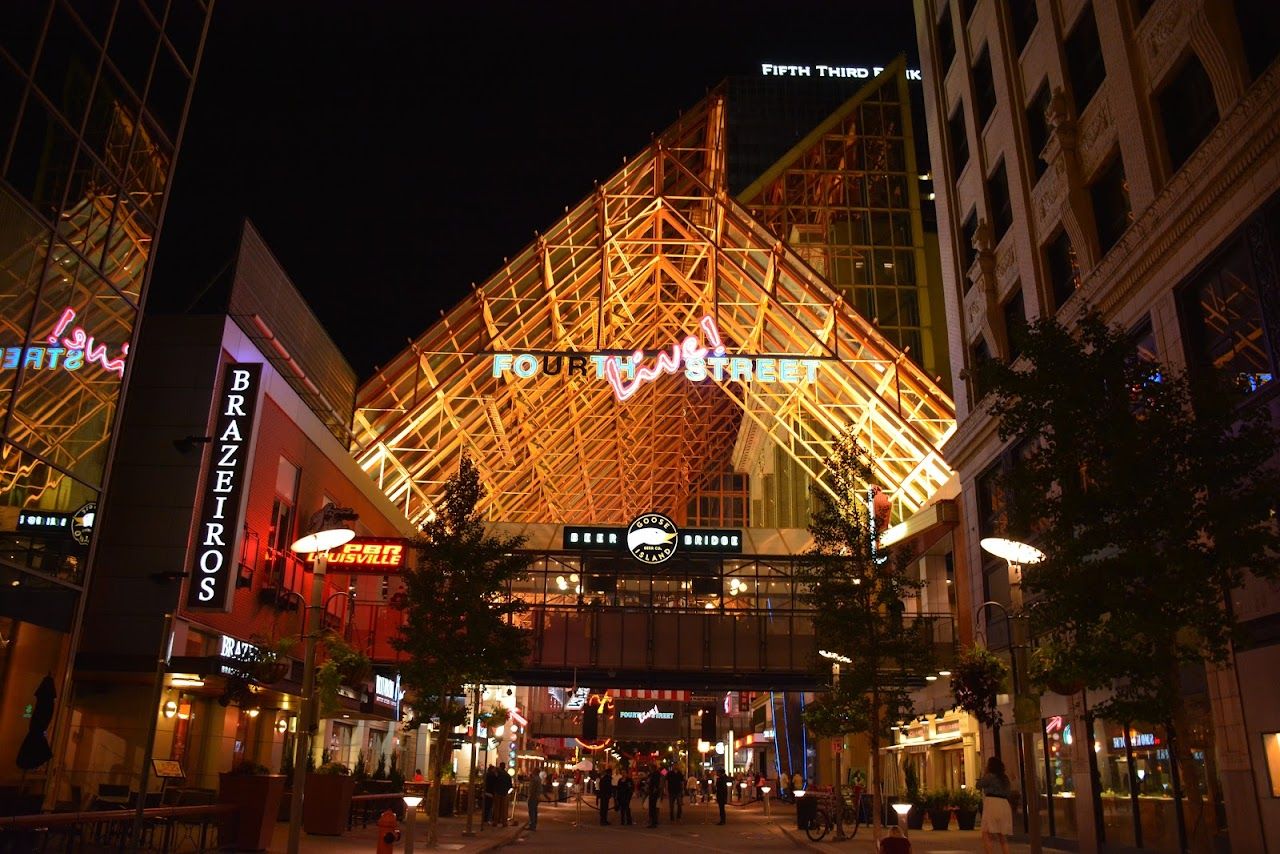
[152,1,920,378]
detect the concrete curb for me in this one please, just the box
[484,820,528,850]
[777,822,826,852]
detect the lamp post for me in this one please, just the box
[819,649,852,840]
[980,537,1045,854]
[760,784,771,816]
[402,794,423,854]
[286,504,357,854]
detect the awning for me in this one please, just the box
[879,498,958,551]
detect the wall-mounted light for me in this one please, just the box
[245,708,260,719]
[276,718,289,734]
[171,676,204,688]
[177,702,193,721]
[162,700,178,719]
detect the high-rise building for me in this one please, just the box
[0,0,213,806]
[915,0,1280,847]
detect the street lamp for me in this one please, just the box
[891,802,912,836]
[760,784,771,816]
[980,536,1044,854]
[286,504,357,854]
[402,794,423,854]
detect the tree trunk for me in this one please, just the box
[1169,695,1209,852]
[425,727,445,847]
[870,688,881,842]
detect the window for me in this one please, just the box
[960,208,979,283]
[975,458,1005,539]
[1180,238,1275,394]
[937,5,956,71]
[1010,0,1039,55]
[1025,80,1051,178]
[1265,733,1280,797]
[988,160,1013,243]
[973,46,997,128]
[1233,0,1280,81]
[1065,5,1106,113]
[266,458,300,585]
[969,336,993,401]
[948,104,970,176]
[1090,153,1131,255]
[1158,55,1219,174]
[1044,230,1079,312]
[1002,287,1027,361]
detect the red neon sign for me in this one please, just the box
[48,306,128,377]
[302,537,408,572]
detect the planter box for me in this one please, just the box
[218,773,286,851]
[907,805,926,829]
[956,807,978,830]
[928,807,952,830]
[303,773,357,835]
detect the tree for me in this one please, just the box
[974,309,1280,848]
[799,431,937,840]
[392,455,531,846]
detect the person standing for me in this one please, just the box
[598,764,614,825]
[483,764,498,824]
[976,756,1013,854]
[667,764,684,821]
[494,764,513,827]
[647,767,664,828]
[617,770,634,825]
[714,767,728,825]
[527,770,544,831]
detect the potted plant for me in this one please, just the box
[904,763,926,830]
[217,761,286,851]
[303,761,357,835]
[954,787,982,830]
[315,632,373,716]
[925,789,952,830]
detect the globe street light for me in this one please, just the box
[286,504,357,854]
[980,536,1044,854]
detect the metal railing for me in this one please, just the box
[0,803,234,852]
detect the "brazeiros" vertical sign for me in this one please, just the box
[187,362,262,610]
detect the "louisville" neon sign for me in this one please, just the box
[491,315,822,402]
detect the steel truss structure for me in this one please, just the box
[354,88,955,527]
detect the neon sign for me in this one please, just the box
[490,316,822,402]
[760,62,922,81]
[302,537,407,572]
[618,705,675,724]
[0,306,129,377]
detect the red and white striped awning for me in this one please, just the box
[612,689,691,701]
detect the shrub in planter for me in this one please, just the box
[924,790,952,830]
[303,762,356,836]
[953,788,982,830]
[218,761,286,851]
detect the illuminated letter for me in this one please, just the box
[729,358,753,382]
[512,354,538,378]
[567,355,587,376]
[230,369,251,392]
[761,63,773,75]
[219,420,242,442]
[22,348,44,370]
[198,577,216,601]
[706,357,728,380]
[63,350,84,371]
[217,443,238,467]
[798,66,811,76]
[199,549,224,574]
[755,358,777,382]
[203,522,226,546]
[213,470,235,492]
[779,359,801,383]
[804,360,821,382]
[224,394,245,417]
[492,353,514,377]
[543,355,562,375]
[685,358,707,381]
[212,495,228,520]
[907,69,922,81]
[2,348,18,370]
[45,347,64,369]
[873,66,884,76]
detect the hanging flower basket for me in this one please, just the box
[950,646,1009,728]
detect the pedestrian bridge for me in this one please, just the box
[492,524,955,692]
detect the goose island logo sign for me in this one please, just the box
[626,513,678,565]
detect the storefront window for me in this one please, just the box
[1044,716,1077,839]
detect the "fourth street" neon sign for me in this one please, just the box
[490,315,822,402]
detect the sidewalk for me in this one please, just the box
[265,811,524,853]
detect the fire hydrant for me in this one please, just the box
[376,809,401,853]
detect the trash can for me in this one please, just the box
[796,794,817,831]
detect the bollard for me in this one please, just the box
[376,809,401,854]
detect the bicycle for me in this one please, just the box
[802,796,861,841]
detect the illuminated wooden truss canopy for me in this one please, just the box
[354,88,955,527]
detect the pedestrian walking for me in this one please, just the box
[483,764,498,824]
[647,767,663,828]
[617,771,634,825]
[667,764,684,821]
[527,770,544,831]
[977,756,1013,854]
[598,764,614,825]
[714,767,728,825]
